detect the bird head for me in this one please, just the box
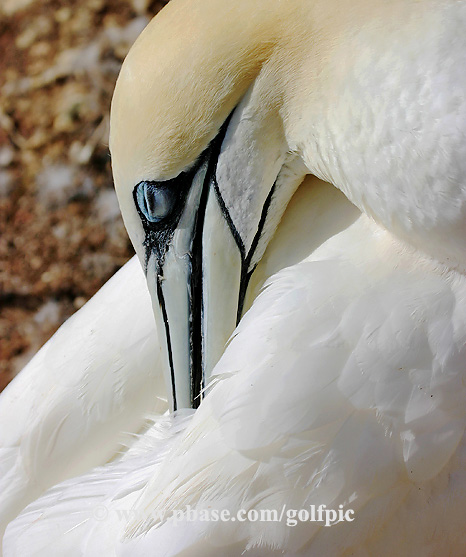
[110,0,466,409]
[110,0,310,409]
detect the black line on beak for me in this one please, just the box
[237,180,277,323]
[189,165,210,408]
[212,174,278,325]
[134,109,279,410]
[190,115,234,407]
[156,276,178,411]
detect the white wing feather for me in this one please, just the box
[0,257,167,546]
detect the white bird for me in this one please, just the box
[2,0,466,554]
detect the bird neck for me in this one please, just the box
[282,1,466,273]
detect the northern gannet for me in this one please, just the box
[2,0,466,554]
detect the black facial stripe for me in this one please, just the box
[211,178,246,259]
[156,278,178,411]
[212,172,279,324]
[238,180,277,323]
[189,170,209,407]
[190,115,234,406]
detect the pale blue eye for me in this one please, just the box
[135,182,177,223]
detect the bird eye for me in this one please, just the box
[135,181,177,224]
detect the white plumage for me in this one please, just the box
[0,258,167,547]
[2,0,466,554]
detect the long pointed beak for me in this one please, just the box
[145,134,245,411]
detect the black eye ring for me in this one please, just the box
[133,154,208,230]
[134,181,178,224]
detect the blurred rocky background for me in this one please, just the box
[0,0,168,390]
